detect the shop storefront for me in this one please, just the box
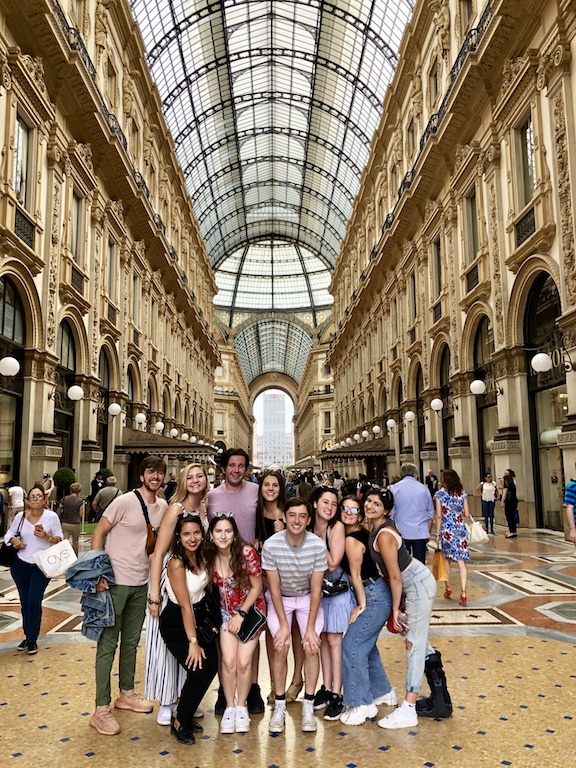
[525,274,567,530]
[0,277,24,488]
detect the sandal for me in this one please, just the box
[286,681,304,703]
[459,592,467,607]
[443,587,452,599]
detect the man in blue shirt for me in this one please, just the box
[564,478,576,545]
[390,463,434,563]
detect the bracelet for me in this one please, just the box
[188,636,198,644]
[147,596,162,605]
[238,609,247,618]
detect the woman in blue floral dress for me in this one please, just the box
[434,469,470,606]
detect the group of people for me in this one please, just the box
[60,450,451,746]
[6,450,529,746]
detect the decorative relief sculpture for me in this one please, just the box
[553,91,576,304]
[497,57,525,104]
[46,180,61,350]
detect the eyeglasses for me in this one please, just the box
[28,494,44,500]
[214,511,234,518]
[341,506,360,514]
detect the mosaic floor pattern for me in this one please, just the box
[1,525,575,767]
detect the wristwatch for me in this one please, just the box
[188,636,198,644]
[238,609,247,618]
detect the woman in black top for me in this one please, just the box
[339,495,395,726]
[501,469,518,538]
[367,488,452,729]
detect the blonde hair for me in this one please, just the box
[171,463,208,506]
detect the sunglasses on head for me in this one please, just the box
[214,511,234,518]
[178,511,202,521]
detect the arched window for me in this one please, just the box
[0,276,25,482]
[0,276,25,345]
[57,320,76,371]
[439,346,454,469]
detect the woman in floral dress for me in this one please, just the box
[204,514,265,735]
[434,469,470,606]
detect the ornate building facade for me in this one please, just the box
[327,0,576,533]
[0,0,219,494]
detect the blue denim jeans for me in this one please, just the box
[402,559,437,692]
[481,500,495,532]
[11,557,50,643]
[342,578,393,707]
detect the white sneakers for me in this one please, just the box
[157,704,174,726]
[373,688,398,706]
[339,703,378,726]
[220,706,236,734]
[269,699,287,733]
[378,705,418,729]
[301,699,317,732]
[235,706,251,733]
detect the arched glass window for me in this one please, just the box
[57,321,76,371]
[0,276,25,345]
[98,348,110,389]
[439,346,454,469]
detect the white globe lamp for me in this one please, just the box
[531,353,553,373]
[404,410,416,423]
[155,421,165,433]
[470,379,486,395]
[430,398,444,412]
[108,403,122,417]
[0,356,20,376]
[67,385,84,401]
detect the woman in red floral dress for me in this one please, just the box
[205,514,265,735]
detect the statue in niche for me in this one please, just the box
[95,0,110,62]
[412,71,423,120]
[432,0,450,57]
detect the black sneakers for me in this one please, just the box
[323,693,343,720]
[313,685,331,710]
[17,639,28,652]
[247,683,265,714]
[27,642,38,655]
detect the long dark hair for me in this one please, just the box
[362,487,394,517]
[204,514,250,590]
[170,513,205,572]
[441,469,463,496]
[256,470,286,543]
[310,485,340,531]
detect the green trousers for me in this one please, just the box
[94,584,147,707]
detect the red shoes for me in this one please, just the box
[444,587,452,599]
[459,592,467,607]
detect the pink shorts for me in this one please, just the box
[265,591,324,640]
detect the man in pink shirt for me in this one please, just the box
[207,448,259,544]
[207,448,263,714]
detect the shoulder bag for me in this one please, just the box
[221,575,266,643]
[465,514,489,545]
[322,530,349,597]
[193,585,222,646]
[134,489,158,556]
[0,514,25,568]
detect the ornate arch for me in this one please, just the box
[174,393,183,424]
[147,374,159,413]
[98,336,121,391]
[460,303,493,372]
[162,385,172,419]
[366,392,375,423]
[57,307,90,375]
[506,256,561,348]
[406,355,424,398]
[376,383,387,416]
[429,333,452,389]
[126,360,142,402]
[0,262,43,348]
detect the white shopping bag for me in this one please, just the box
[33,539,78,577]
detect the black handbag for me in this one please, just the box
[193,586,222,646]
[321,576,349,597]
[237,604,267,643]
[0,514,25,568]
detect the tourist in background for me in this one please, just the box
[476,472,498,535]
[58,482,85,554]
[435,469,470,606]
[501,469,518,538]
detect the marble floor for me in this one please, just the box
[1,526,575,768]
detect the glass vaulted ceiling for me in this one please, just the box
[130,0,414,384]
